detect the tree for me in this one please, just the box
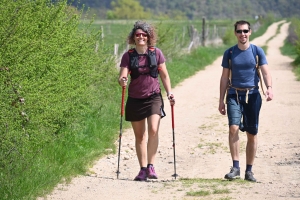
[107,0,151,19]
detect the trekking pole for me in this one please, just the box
[117,79,126,179]
[171,103,178,179]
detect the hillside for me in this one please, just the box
[68,0,300,20]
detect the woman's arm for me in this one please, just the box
[158,62,174,105]
[118,67,129,87]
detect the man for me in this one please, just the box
[218,20,273,182]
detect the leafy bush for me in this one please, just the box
[0,0,116,198]
[222,28,236,46]
[290,18,300,63]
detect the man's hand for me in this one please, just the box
[266,87,273,101]
[219,102,226,115]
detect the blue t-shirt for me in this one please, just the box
[221,44,268,94]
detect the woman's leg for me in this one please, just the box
[147,114,161,165]
[131,119,147,168]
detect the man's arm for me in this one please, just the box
[260,64,273,101]
[219,68,230,115]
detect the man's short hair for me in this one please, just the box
[234,20,251,31]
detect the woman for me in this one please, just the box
[118,21,175,181]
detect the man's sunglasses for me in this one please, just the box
[135,33,148,37]
[236,29,250,34]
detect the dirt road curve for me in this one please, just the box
[39,20,300,200]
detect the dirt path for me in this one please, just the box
[39,20,300,200]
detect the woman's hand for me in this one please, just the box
[118,77,128,87]
[168,93,175,106]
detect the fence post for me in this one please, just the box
[101,26,104,39]
[182,26,186,46]
[114,44,119,56]
[202,17,206,46]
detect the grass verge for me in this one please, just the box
[182,178,250,199]
[280,38,300,80]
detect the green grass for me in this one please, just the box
[198,142,226,154]
[280,37,300,80]
[167,45,227,88]
[181,178,249,198]
[85,19,238,56]
[280,39,298,59]
[187,190,211,196]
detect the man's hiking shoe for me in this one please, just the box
[245,171,256,182]
[224,167,240,180]
[147,166,158,179]
[134,169,147,181]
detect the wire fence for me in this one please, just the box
[100,19,261,67]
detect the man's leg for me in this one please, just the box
[246,132,257,166]
[243,93,261,182]
[244,132,258,182]
[229,125,240,162]
[224,125,241,180]
[225,94,242,180]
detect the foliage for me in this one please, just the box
[288,18,300,80]
[222,28,236,46]
[155,21,189,59]
[106,0,151,19]
[68,0,300,20]
[0,0,116,199]
[290,18,300,63]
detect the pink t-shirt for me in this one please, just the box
[120,47,166,99]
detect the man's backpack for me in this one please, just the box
[128,47,158,79]
[227,44,265,96]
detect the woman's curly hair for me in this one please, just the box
[127,21,157,46]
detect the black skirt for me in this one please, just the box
[125,93,166,121]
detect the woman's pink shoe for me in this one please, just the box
[134,169,147,181]
[147,166,158,179]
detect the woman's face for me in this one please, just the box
[134,29,148,46]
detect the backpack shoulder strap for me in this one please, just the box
[225,46,234,104]
[228,46,234,70]
[148,46,157,68]
[250,44,259,66]
[128,48,139,68]
[251,44,265,95]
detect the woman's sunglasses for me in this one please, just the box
[135,33,148,37]
[236,29,249,34]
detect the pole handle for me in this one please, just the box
[121,86,126,116]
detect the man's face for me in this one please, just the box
[235,24,251,45]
